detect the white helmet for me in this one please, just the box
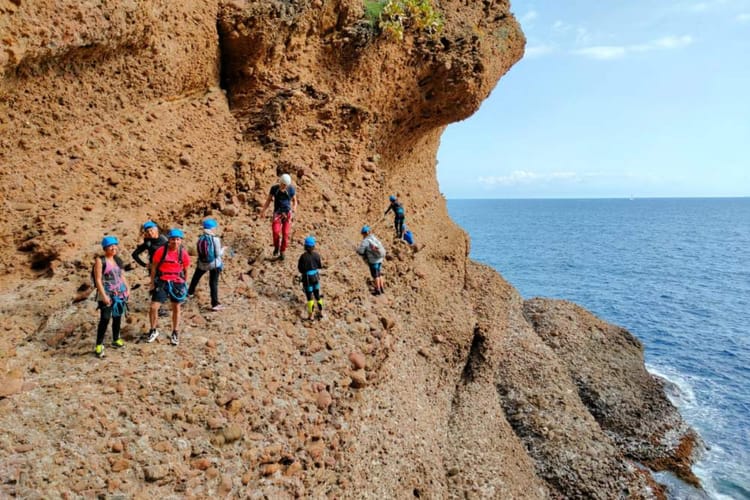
[279,173,292,186]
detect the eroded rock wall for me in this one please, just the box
[0,1,698,497]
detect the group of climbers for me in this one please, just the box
[93,222,219,357]
[91,173,412,357]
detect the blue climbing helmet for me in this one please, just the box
[304,236,316,248]
[101,236,118,249]
[142,220,157,230]
[389,195,396,202]
[167,228,184,239]
[361,225,370,234]
[202,218,218,230]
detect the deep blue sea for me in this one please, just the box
[447,198,750,500]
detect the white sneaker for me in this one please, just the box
[170,332,179,345]
[147,329,159,343]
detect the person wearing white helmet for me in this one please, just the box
[259,173,298,261]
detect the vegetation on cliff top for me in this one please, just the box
[364,0,444,40]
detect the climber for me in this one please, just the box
[148,228,190,346]
[259,173,298,261]
[384,194,405,239]
[356,225,386,295]
[297,235,324,320]
[93,236,130,358]
[131,220,167,268]
[132,220,169,317]
[188,218,226,311]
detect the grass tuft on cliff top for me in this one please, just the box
[364,0,444,40]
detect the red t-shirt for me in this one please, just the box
[152,245,190,283]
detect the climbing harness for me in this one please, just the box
[165,281,188,302]
[111,295,128,318]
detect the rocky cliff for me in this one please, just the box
[0,1,699,497]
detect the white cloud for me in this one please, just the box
[521,10,538,24]
[737,12,750,22]
[552,20,570,33]
[674,0,735,13]
[525,44,556,58]
[479,171,579,186]
[651,35,694,49]
[574,35,693,60]
[574,45,628,60]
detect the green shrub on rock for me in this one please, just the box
[364,0,444,40]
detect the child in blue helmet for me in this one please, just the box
[93,236,130,358]
[188,218,226,311]
[384,194,405,239]
[297,235,324,320]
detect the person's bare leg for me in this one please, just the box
[149,301,160,329]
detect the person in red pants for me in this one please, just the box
[259,173,298,261]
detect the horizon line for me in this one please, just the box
[445,195,749,201]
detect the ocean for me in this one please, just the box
[447,198,750,500]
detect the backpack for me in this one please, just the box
[403,230,414,245]
[395,205,405,217]
[368,236,386,259]
[197,234,216,264]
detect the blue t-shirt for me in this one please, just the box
[270,184,296,213]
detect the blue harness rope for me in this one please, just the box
[165,281,188,302]
[111,295,128,318]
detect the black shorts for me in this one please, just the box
[151,280,187,304]
[368,262,382,278]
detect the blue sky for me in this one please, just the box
[437,0,750,199]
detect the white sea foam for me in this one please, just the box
[647,363,696,406]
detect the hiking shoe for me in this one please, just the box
[170,332,179,345]
[158,308,169,317]
[316,310,323,320]
[272,248,279,257]
[112,338,125,348]
[278,252,285,261]
[95,344,104,358]
[211,304,225,311]
[147,329,159,343]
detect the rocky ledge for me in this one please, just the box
[0,1,700,497]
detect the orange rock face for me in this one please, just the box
[0,1,698,498]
